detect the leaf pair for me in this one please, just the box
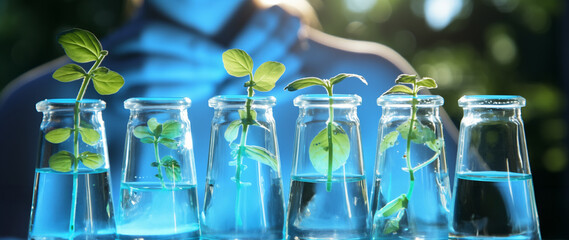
[49,150,104,172]
[284,73,367,93]
[224,109,267,144]
[133,118,182,149]
[45,127,100,146]
[52,28,124,95]
[229,144,278,172]
[309,123,350,175]
[152,156,181,182]
[382,74,437,96]
[222,49,285,93]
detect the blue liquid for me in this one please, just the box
[28,168,116,240]
[117,182,200,239]
[449,171,540,239]
[201,177,285,240]
[286,175,370,240]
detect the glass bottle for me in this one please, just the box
[370,95,451,239]
[118,97,200,239]
[287,94,371,240]
[201,95,285,240]
[449,95,541,239]
[29,99,116,239]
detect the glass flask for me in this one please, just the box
[371,95,451,239]
[449,95,541,239]
[29,99,116,239]
[118,97,200,239]
[201,95,285,240]
[287,94,371,240]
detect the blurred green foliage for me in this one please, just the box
[308,0,566,174]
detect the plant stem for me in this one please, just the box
[154,141,166,188]
[326,86,334,192]
[234,76,255,227]
[404,86,418,199]
[68,53,106,237]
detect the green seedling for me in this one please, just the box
[221,48,285,226]
[44,28,124,237]
[284,73,367,191]
[134,118,183,188]
[376,74,442,234]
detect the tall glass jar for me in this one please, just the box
[287,94,371,240]
[118,97,200,239]
[29,99,116,239]
[201,95,285,240]
[449,95,540,239]
[370,95,450,239]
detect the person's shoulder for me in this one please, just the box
[300,27,415,75]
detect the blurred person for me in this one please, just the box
[0,0,457,238]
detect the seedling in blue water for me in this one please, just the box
[221,48,285,226]
[284,73,367,191]
[133,118,183,188]
[44,28,124,236]
[376,74,442,234]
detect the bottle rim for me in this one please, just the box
[36,99,106,112]
[293,94,362,107]
[124,97,192,110]
[458,95,526,108]
[208,95,276,108]
[377,95,443,107]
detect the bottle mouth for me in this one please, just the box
[36,99,106,112]
[124,97,191,110]
[458,95,526,108]
[377,95,444,107]
[293,94,362,108]
[208,95,276,108]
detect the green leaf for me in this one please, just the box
[383,85,413,95]
[426,138,444,152]
[416,77,437,89]
[161,156,181,181]
[57,28,102,63]
[394,74,417,84]
[140,137,154,144]
[242,145,279,171]
[284,77,325,91]
[396,119,436,144]
[49,151,74,172]
[92,68,124,95]
[133,126,153,139]
[52,64,86,82]
[222,49,253,77]
[309,123,350,175]
[45,128,72,144]
[79,151,104,169]
[79,127,100,145]
[150,162,159,167]
[158,138,178,149]
[161,120,182,138]
[147,118,160,134]
[377,194,408,217]
[225,120,242,143]
[252,61,285,92]
[329,73,367,86]
[379,131,399,153]
[383,209,405,234]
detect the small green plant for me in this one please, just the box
[133,118,182,188]
[284,73,367,191]
[375,74,442,234]
[221,48,285,226]
[44,28,124,236]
